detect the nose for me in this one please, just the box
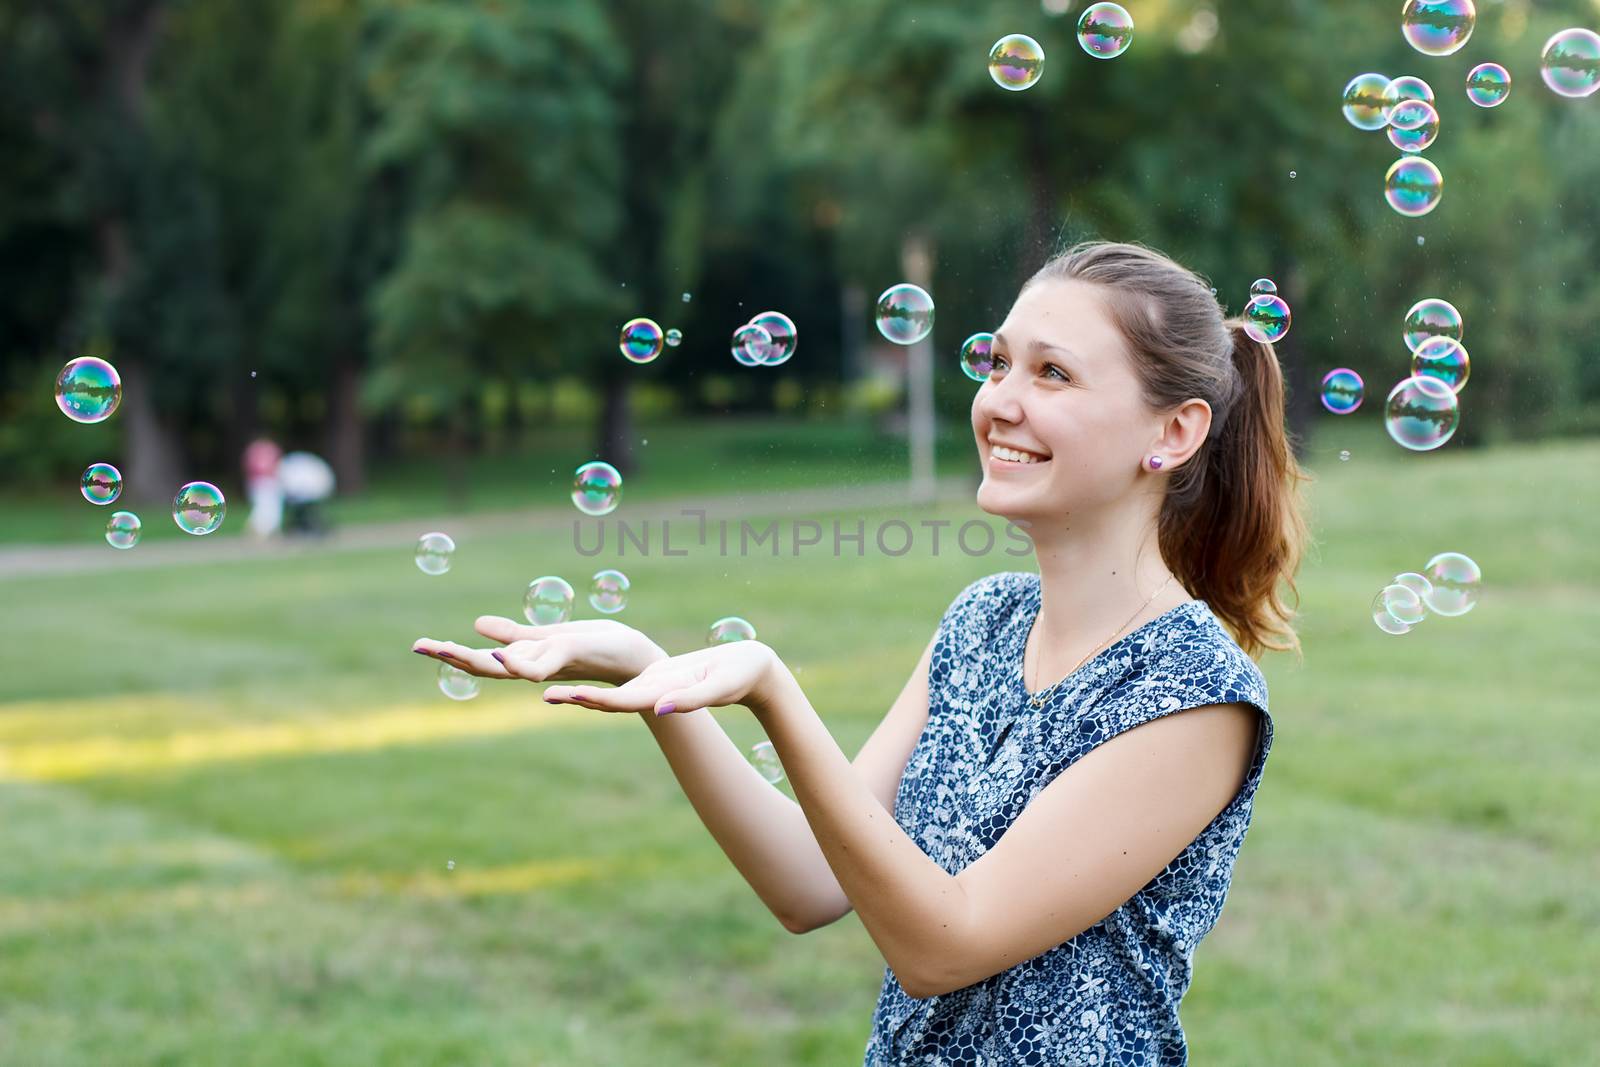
[974,371,1025,426]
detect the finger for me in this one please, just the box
[423,640,513,679]
[498,646,564,683]
[648,678,738,716]
[544,680,654,712]
[474,615,548,646]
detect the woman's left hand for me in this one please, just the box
[542,640,782,717]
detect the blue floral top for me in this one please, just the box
[863,571,1274,1066]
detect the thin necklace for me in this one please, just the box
[1026,574,1177,709]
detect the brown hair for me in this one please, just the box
[1026,240,1310,660]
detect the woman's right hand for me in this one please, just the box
[412,616,669,689]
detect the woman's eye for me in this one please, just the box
[1045,364,1069,381]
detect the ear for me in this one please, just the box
[1150,398,1213,470]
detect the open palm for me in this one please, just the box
[543,641,779,717]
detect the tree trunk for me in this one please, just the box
[324,355,366,494]
[119,357,185,502]
[596,373,636,474]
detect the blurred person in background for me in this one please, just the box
[242,436,284,540]
[278,450,337,538]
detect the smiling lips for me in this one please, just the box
[990,442,1051,465]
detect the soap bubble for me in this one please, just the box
[1392,571,1435,603]
[1384,375,1459,451]
[1042,0,1073,15]
[708,616,757,645]
[1387,101,1439,152]
[572,461,622,516]
[173,481,226,535]
[438,663,481,701]
[55,356,122,424]
[665,328,683,347]
[1372,586,1419,635]
[1382,582,1428,626]
[1342,73,1393,130]
[1411,336,1471,393]
[415,532,455,575]
[105,510,141,550]
[1248,278,1277,301]
[620,317,664,364]
[1243,295,1291,344]
[1402,297,1463,353]
[589,569,630,614]
[1384,156,1443,217]
[1421,551,1481,616]
[524,576,575,626]
[1339,450,1351,462]
[731,322,773,367]
[875,283,935,345]
[959,332,995,381]
[1383,75,1435,109]
[1320,368,1365,414]
[1077,2,1133,59]
[750,740,784,784]
[80,462,122,505]
[1541,28,1600,98]
[681,291,692,303]
[1465,62,1511,107]
[1401,0,1476,57]
[749,311,797,366]
[989,33,1045,91]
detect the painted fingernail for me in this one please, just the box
[413,648,431,656]
[655,702,676,717]
[437,650,455,659]
[490,651,505,664]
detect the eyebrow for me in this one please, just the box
[993,331,1081,364]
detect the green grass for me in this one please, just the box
[1,437,1596,1065]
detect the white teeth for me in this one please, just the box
[992,445,1047,464]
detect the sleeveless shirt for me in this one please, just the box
[862,571,1274,1066]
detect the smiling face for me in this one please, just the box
[972,278,1173,531]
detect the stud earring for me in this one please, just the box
[1147,455,1164,471]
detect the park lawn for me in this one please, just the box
[0,437,1596,1065]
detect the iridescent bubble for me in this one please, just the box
[589,568,630,614]
[1541,28,1600,98]
[1382,582,1428,626]
[731,323,772,367]
[959,332,995,382]
[438,663,481,701]
[1384,156,1443,217]
[750,740,784,785]
[1339,450,1351,462]
[524,576,575,626]
[1243,295,1291,344]
[1402,297,1464,353]
[1401,0,1476,57]
[1388,98,1432,131]
[1421,551,1481,616]
[1384,375,1460,451]
[105,510,141,550]
[1248,278,1278,301]
[1466,62,1511,107]
[1392,571,1435,603]
[415,531,455,575]
[620,317,664,364]
[1320,368,1365,414]
[1371,586,1417,635]
[1382,75,1435,110]
[681,291,692,302]
[80,462,122,505]
[749,311,797,366]
[874,283,935,345]
[55,356,122,424]
[708,616,757,645]
[173,481,226,535]
[989,33,1045,91]
[1387,100,1439,153]
[1077,2,1133,59]
[1411,336,1471,393]
[665,328,683,348]
[1342,73,1393,130]
[572,461,622,516]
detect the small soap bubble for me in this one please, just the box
[524,576,575,625]
[1384,375,1460,451]
[708,616,757,645]
[1392,571,1435,602]
[1342,73,1392,130]
[1383,75,1435,110]
[1421,551,1481,616]
[446,860,456,871]
[1387,101,1439,153]
[1411,336,1470,393]
[416,531,455,575]
[1417,236,1425,246]
[1338,450,1352,462]
[874,283,935,345]
[1381,582,1428,626]
[665,328,683,347]
[731,323,773,367]
[80,462,122,505]
[1402,297,1463,353]
[620,317,664,364]
[173,481,226,535]
[589,569,630,614]
[250,370,257,379]
[572,461,622,516]
[1388,98,1433,132]
[1243,295,1291,344]
[1401,0,1476,57]
[749,311,798,365]
[1077,2,1133,59]
[1465,62,1510,107]
[1384,156,1443,217]
[1371,591,1415,635]
[1042,0,1073,15]
[106,510,142,549]
[750,740,784,785]
[681,291,692,303]
[1248,278,1278,302]
[1320,368,1365,414]
[989,33,1045,91]
[1541,28,1600,98]
[959,332,995,382]
[438,663,480,701]
[1289,170,1297,179]
[55,356,122,424]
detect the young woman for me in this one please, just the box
[414,240,1309,1065]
